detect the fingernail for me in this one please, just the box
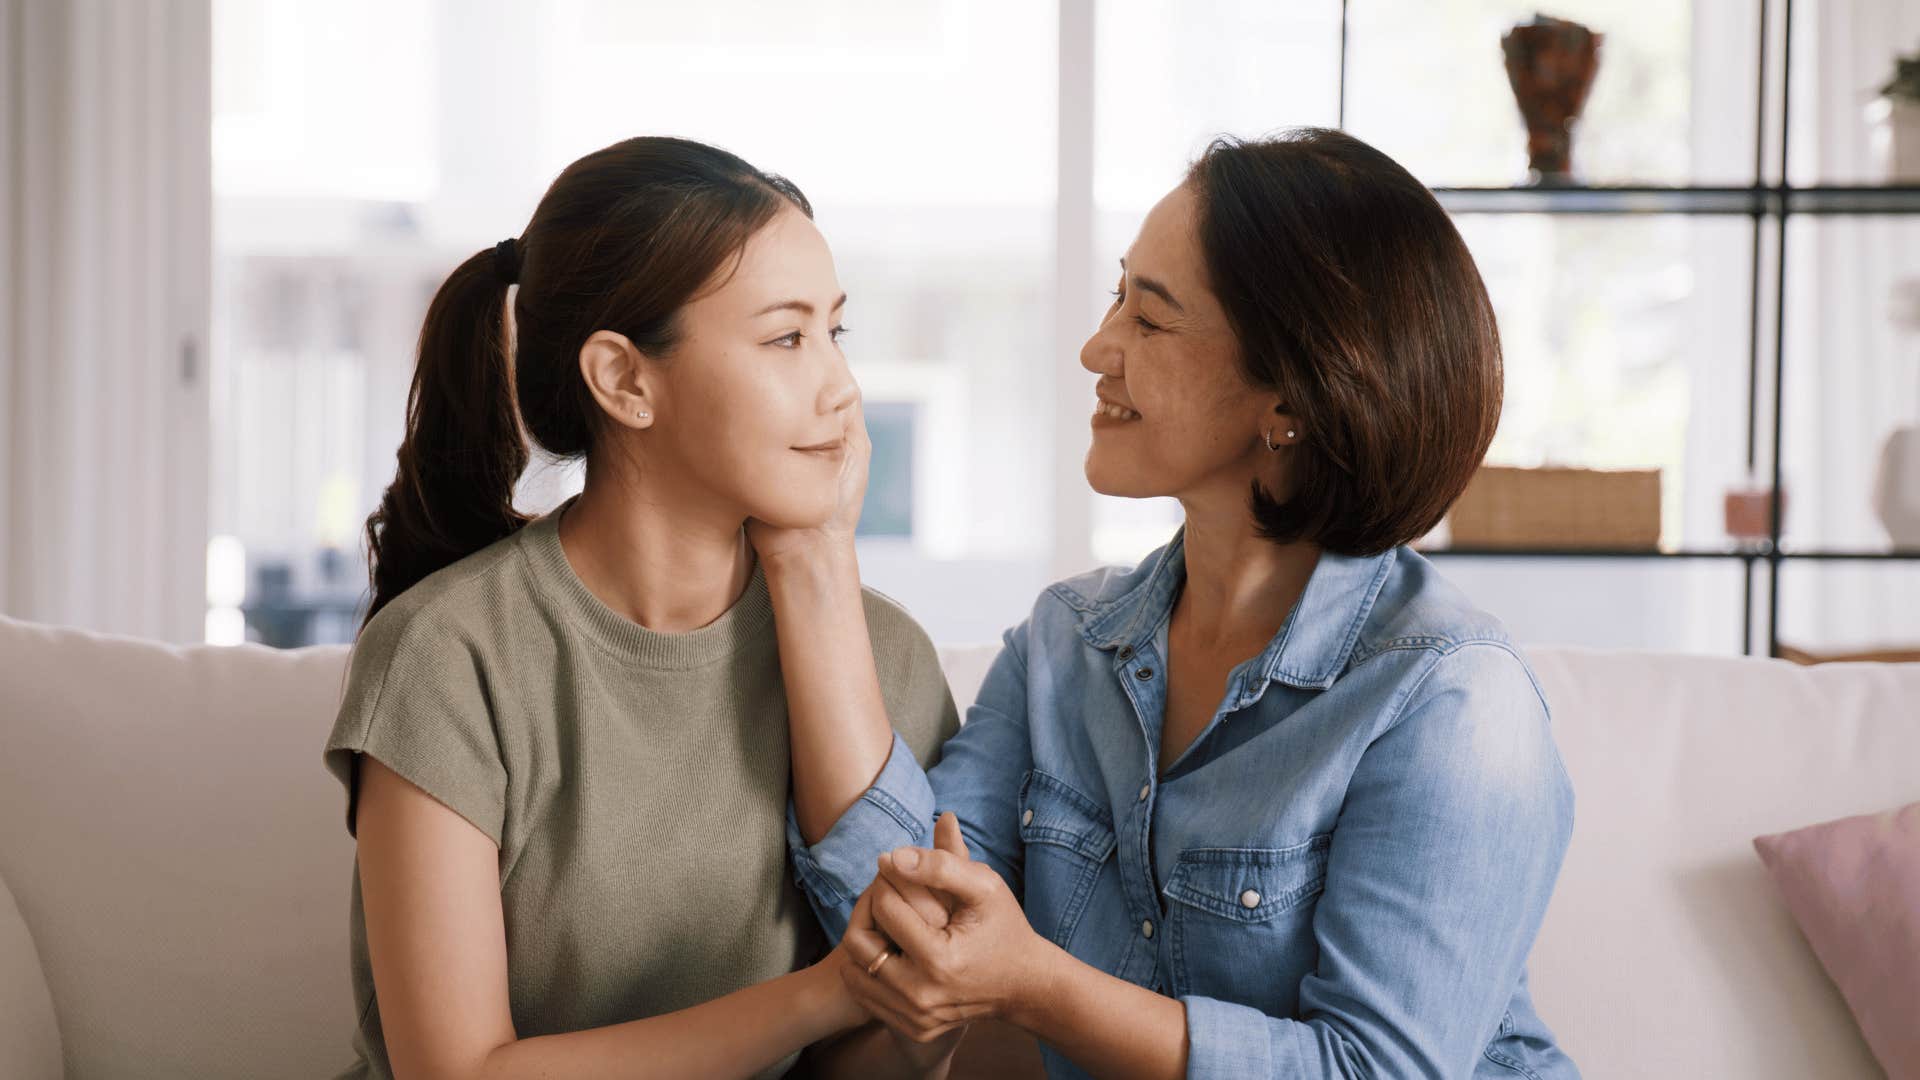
[893,847,920,871]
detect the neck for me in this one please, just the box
[555,466,755,634]
[1172,485,1320,650]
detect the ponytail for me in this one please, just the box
[360,248,531,630]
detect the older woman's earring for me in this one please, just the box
[1264,427,1280,451]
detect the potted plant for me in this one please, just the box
[1867,48,1920,183]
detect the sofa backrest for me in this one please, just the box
[1,616,361,1078]
[2,615,1915,1078]
[1522,647,1917,1079]
[0,867,61,1079]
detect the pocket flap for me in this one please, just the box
[1017,769,1116,864]
[1163,834,1330,920]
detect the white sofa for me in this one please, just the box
[2,611,1915,1079]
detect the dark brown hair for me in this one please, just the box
[1186,128,1503,556]
[358,136,811,631]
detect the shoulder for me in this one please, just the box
[1040,557,1158,619]
[858,584,960,758]
[342,530,529,707]
[1348,549,1527,674]
[1340,551,1558,757]
[1014,542,1176,652]
[859,583,939,664]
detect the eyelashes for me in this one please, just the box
[769,326,850,348]
[1109,286,1159,333]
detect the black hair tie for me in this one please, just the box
[491,237,522,286]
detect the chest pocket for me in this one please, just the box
[1017,769,1115,949]
[1162,833,1331,1009]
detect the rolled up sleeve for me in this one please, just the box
[1183,642,1576,1078]
[787,621,1039,944]
[786,729,938,940]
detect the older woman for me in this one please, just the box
[783,127,1578,1079]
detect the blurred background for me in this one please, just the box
[4,0,1919,657]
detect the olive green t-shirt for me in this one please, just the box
[321,493,958,1079]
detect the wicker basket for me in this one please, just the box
[1446,465,1662,550]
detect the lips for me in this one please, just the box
[1094,398,1141,421]
[794,439,845,452]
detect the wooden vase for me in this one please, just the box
[1502,17,1603,186]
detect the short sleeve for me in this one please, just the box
[862,588,961,769]
[322,614,508,849]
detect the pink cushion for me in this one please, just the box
[1753,801,1920,1079]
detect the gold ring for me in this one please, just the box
[865,948,894,977]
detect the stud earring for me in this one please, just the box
[635,410,650,421]
[1287,429,1296,438]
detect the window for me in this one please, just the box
[211,0,1057,646]
[212,0,1920,654]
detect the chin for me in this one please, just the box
[1084,449,1160,499]
[746,494,836,531]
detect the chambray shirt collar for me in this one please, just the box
[1076,526,1398,692]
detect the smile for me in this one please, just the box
[1093,400,1141,422]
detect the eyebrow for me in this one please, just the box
[1118,258,1185,315]
[752,293,848,318]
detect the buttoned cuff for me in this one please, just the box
[786,730,936,941]
[1183,994,1283,1079]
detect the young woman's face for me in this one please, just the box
[594,205,859,529]
[1079,182,1286,505]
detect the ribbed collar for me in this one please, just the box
[517,493,774,670]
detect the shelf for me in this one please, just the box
[1785,187,1920,214]
[1430,184,1920,216]
[1419,547,1741,559]
[1768,549,1920,562]
[1417,547,1920,561]
[1366,0,1914,658]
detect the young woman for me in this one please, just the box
[322,136,960,1079]
[781,129,1582,1079]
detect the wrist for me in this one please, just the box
[759,538,860,588]
[808,949,868,1035]
[1003,932,1070,1031]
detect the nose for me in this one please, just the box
[1080,319,1122,377]
[819,351,859,417]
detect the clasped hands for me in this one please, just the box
[833,812,1051,1050]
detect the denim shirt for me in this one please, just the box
[789,529,1579,1079]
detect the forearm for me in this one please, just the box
[763,545,894,844]
[1008,941,1187,1080]
[809,1018,962,1080]
[476,960,861,1080]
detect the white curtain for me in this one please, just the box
[0,0,211,643]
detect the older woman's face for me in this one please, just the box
[1079,182,1284,504]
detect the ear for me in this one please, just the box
[1267,398,1301,445]
[578,330,657,430]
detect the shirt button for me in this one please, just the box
[1021,808,1034,827]
[1117,645,1135,661]
[1141,919,1155,939]
[1138,783,1150,802]
[1240,889,1261,909]
[1134,667,1155,681]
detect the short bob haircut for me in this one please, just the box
[1186,128,1502,557]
